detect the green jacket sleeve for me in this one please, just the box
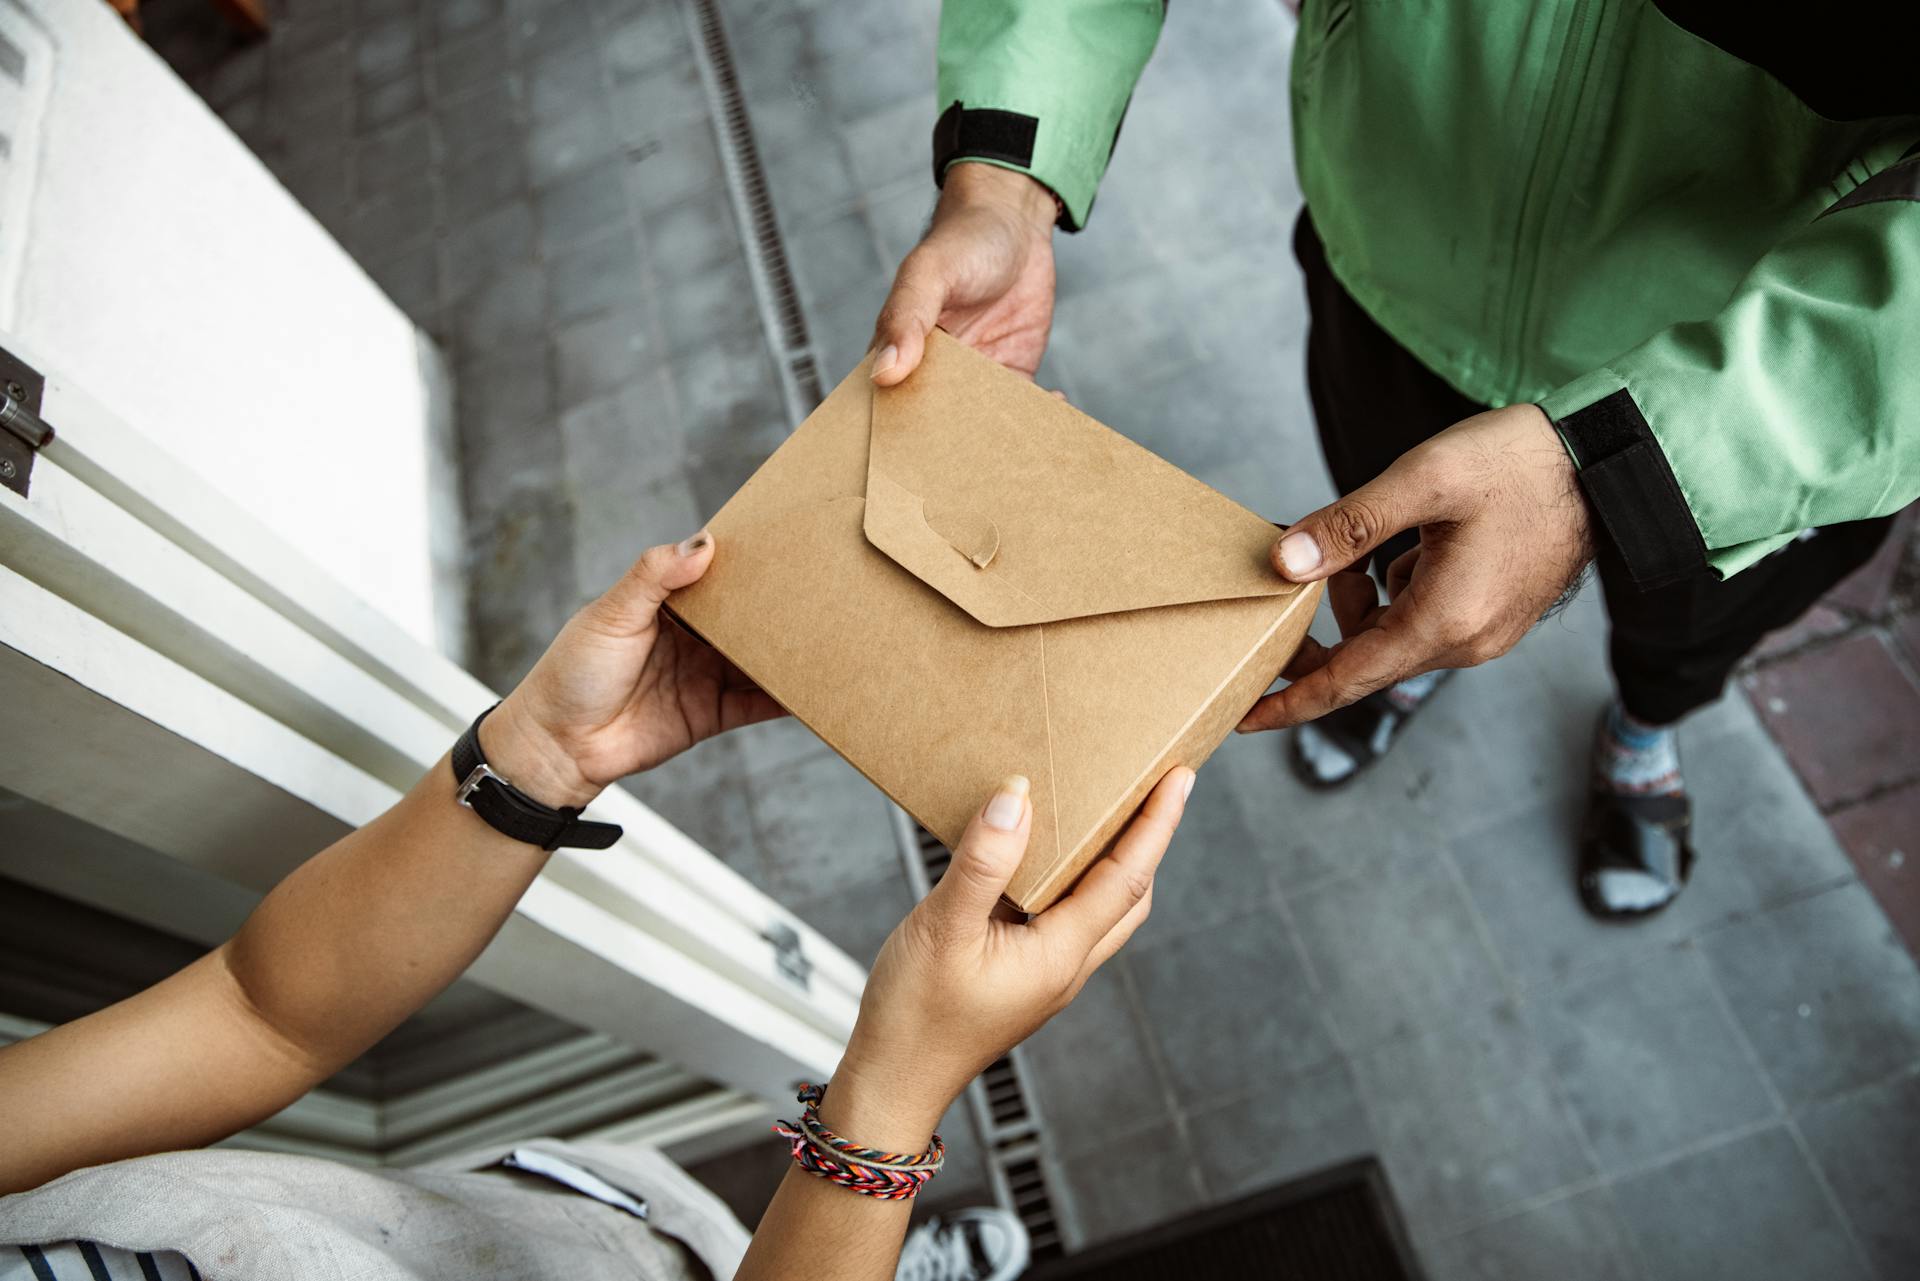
[1539,147,1920,587]
[934,0,1166,230]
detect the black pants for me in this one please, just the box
[1295,213,1893,725]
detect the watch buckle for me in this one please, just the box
[456,762,504,806]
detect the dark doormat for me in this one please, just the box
[1032,1158,1426,1280]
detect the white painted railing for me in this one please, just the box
[0,331,862,1110]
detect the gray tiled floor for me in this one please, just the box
[151,0,1920,1272]
[1528,945,1777,1176]
[1610,1127,1869,1281]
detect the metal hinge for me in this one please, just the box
[0,347,54,499]
[762,922,812,992]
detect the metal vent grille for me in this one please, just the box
[681,0,827,424]
[998,1146,1067,1262]
[787,353,825,411]
[978,1056,1035,1133]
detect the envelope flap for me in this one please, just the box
[864,330,1295,628]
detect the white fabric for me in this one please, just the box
[0,1138,749,1281]
[501,1147,650,1221]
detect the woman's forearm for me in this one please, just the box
[736,771,1187,1278]
[0,538,765,1196]
[0,729,568,1194]
[734,1074,945,1281]
[219,744,556,1075]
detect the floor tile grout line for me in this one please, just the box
[1111,957,1212,1207]
[1693,924,1883,1279]
[1784,1118,1882,1281]
[1435,843,1622,1227]
[1038,1098,1199,1168]
[1685,872,1860,945]
[1784,1056,1920,1119]
[1262,814,1458,908]
[1439,843,1524,1014]
[1814,767,1920,819]
[1482,869,1863,1007]
[1595,1114,1786,1187]
[1591,1179,1657,1281]
[1262,879,1372,1092]
[1415,1169,1620,1259]
[1261,877,1421,1248]
[1740,594,1919,674]
[1877,611,1920,687]
[1265,880,1334,1021]
[1692,939,1793,1121]
[1433,1112,1789,1249]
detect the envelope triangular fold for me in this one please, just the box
[863,330,1292,628]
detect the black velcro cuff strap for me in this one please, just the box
[1555,389,1710,590]
[933,102,1038,179]
[932,102,1073,228]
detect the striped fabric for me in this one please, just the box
[4,1243,198,1280]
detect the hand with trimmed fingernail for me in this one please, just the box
[1242,403,1594,731]
[818,768,1195,1150]
[485,533,786,810]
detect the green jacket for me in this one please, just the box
[931,0,1920,586]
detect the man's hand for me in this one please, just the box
[485,534,784,807]
[1241,404,1594,731]
[820,769,1193,1149]
[870,162,1060,385]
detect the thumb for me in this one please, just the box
[870,249,948,387]
[925,776,1033,932]
[1272,453,1448,583]
[594,531,714,630]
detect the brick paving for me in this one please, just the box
[1743,508,1920,957]
[144,0,1920,1274]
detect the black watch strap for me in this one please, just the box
[452,705,622,852]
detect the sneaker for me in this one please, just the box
[896,1206,1030,1281]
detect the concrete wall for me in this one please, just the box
[0,0,462,655]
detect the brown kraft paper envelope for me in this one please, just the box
[666,330,1323,912]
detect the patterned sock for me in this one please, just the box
[1595,699,1683,796]
[1383,669,1447,714]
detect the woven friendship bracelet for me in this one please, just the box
[772,1083,945,1200]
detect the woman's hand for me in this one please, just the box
[483,534,785,808]
[816,769,1195,1149]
